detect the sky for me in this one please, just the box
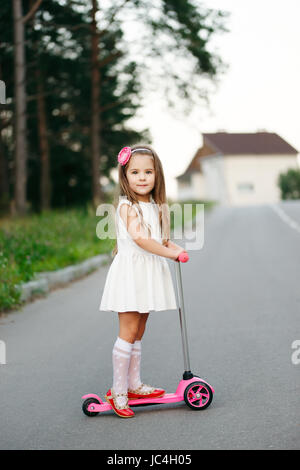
[125,0,300,198]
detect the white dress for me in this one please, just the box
[99,195,177,313]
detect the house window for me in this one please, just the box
[237,182,254,192]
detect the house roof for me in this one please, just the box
[176,143,215,180]
[203,132,298,155]
[176,132,298,180]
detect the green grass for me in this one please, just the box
[0,207,114,312]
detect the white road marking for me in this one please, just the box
[270,203,300,235]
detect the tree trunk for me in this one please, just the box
[0,130,10,213]
[0,68,10,213]
[36,69,51,210]
[13,0,28,215]
[30,0,51,211]
[91,0,103,208]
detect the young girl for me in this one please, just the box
[99,144,186,418]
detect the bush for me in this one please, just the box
[278,168,300,200]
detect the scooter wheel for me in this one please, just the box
[184,381,213,411]
[82,398,100,417]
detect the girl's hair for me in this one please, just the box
[112,144,170,257]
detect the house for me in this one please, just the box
[176,132,299,206]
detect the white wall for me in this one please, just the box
[224,154,299,205]
[177,173,206,200]
[178,153,299,205]
[191,173,206,199]
[201,154,228,205]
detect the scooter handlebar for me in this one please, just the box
[177,251,189,263]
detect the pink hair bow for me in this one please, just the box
[117,147,131,166]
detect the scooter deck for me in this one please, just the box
[82,392,185,413]
[82,377,214,414]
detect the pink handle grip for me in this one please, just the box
[177,252,189,263]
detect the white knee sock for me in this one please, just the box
[128,340,154,393]
[112,336,133,407]
[128,340,142,390]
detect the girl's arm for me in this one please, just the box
[165,239,184,252]
[120,204,184,261]
[137,237,182,260]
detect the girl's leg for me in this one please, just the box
[110,312,141,408]
[118,311,141,343]
[128,312,161,392]
[136,312,150,341]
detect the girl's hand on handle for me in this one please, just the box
[177,251,189,263]
[169,247,188,262]
[165,240,188,262]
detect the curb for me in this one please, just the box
[18,253,112,302]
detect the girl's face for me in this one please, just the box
[126,154,155,201]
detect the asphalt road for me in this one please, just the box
[0,201,299,450]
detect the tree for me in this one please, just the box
[1,0,229,213]
[87,0,229,205]
[278,168,300,200]
[114,0,229,111]
[1,0,148,211]
[12,0,43,215]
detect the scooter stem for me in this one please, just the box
[174,260,192,378]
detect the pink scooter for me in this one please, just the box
[81,252,214,416]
